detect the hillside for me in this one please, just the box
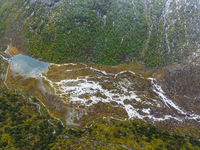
[0,0,199,66]
[0,85,200,149]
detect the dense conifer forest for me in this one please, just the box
[0,85,200,149]
[0,0,199,66]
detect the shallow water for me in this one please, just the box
[10,54,50,77]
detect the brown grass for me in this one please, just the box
[153,70,165,79]
[7,46,26,56]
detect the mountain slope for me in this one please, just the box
[0,0,199,66]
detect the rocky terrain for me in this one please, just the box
[30,0,60,7]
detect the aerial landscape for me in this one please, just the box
[0,0,200,149]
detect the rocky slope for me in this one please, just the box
[30,0,60,7]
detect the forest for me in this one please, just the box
[24,0,149,65]
[0,84,200,150]
[0,0,199,67]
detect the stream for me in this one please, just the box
[157,0,171,53]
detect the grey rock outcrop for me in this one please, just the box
[43,0,60,7]
[30,0,60,7]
